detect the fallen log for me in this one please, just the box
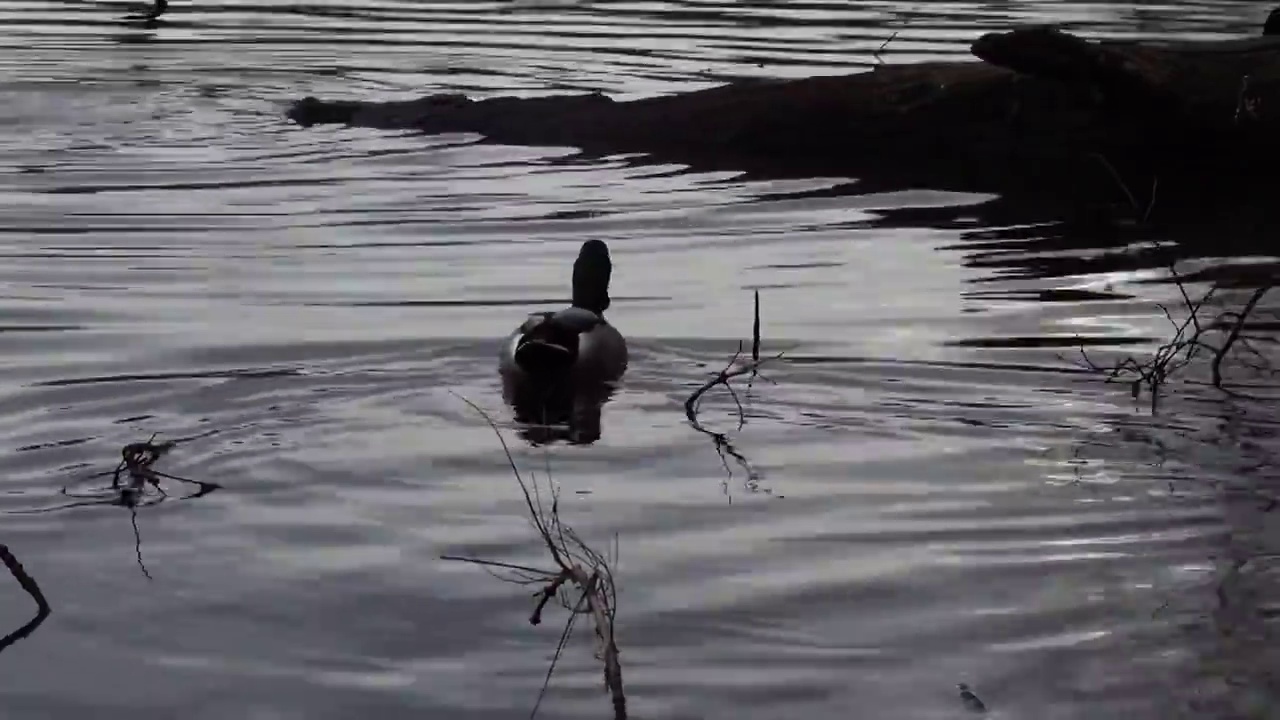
[288,12,1280,208]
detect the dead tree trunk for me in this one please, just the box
[288,25,1280,205]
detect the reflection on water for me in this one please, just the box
[0,1,1276,719]
[502,373,617,446]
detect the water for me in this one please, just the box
[1,1,1278,718]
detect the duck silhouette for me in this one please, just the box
[499,239,628,383]
[498,239,628,444]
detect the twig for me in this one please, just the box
[5,435,221,580]
[751,289,761,368]
[444,394,626,720]
[874,31,899,64]
[1211,286,1270,387]
[1090,153,1157,222]
[0,543,51,654]
[532,585,588,718]
[130,506,152,581]
[1234,74,1262,124]
[439,555,559,580]
[1064,248,1277,410]
[684,291,783,496]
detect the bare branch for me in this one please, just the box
[0,544,51,654]
[440,555,559,579]
[447,398,627,719]
[873,31,899,65]
[1069,247,1277,410]
[1212,286,1270,388]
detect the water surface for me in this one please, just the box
[0,2,1277,719]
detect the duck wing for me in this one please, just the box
[548,306,605,333]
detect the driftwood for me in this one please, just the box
[289,16,1280,206]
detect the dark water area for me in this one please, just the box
[0,1,1278,719]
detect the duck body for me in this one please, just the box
[498,239,629,384]
[500,306,627,382]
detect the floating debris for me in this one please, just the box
[8,434,221,580]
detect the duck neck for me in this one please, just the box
[572,290,608,315]
[572,272,610,315]
[571,240,613,315]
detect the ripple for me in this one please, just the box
[0,2,1277,719]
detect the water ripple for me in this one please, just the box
[0,1,1276,719]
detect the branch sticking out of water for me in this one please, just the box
[1063,247,1276,411]
[0,543,51,654]
[7,434,222,579]
[444,394,626,720]
[873,31,900,65]
[684,290,783,495]
[1091,153,1158,224]
[108,434,221,500]
[113,435,221,578]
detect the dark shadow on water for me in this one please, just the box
[1063,395,1280,717]
[871,192,1277,285]
[110,29,159,44]
[750,174,1279,278]
[802,176,1280,715]
[501,374,617,446]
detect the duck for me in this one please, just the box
[122,0,168,22]
[499,239,628,384]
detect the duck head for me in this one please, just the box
[572,238,612,315]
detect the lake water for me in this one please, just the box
[1,1,1277,718]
